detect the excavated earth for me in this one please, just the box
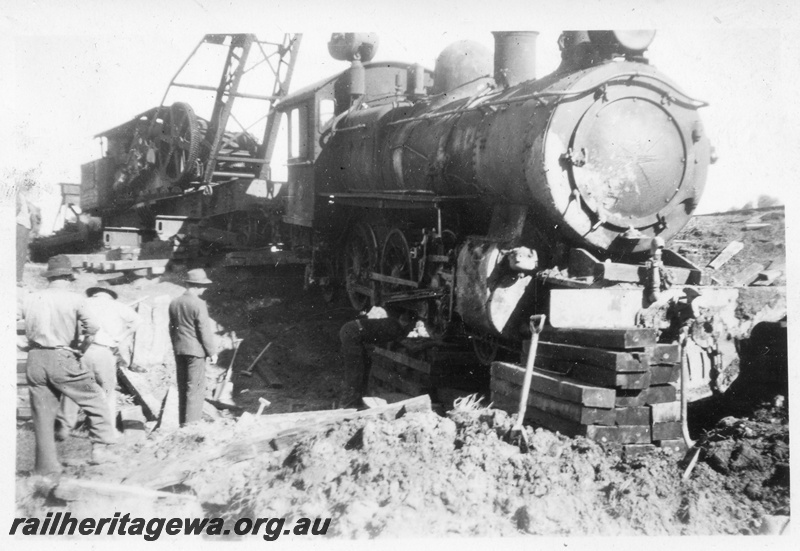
[14,206,790,537]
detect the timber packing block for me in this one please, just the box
[490,379,615,426]
[540,327,657,349]
[535,342,650,373]
[653,343,680,364]
[650,364,680,385]
[651,422,683,441]
[371,345,485,398]
[615,390,645,408]
[370,358,429,397]
[495,395,651,445]
[614,406,650,426]
[639,384,678,404]
[656,439,689,455]
[492,362,616,408]
[650,402,681,423]
[568,363,651,389]
[585,425,651,445]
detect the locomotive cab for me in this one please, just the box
[276,61,435,229]
[276,80,336,227]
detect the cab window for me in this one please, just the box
[289,105,309,159]
[319,98,335,130]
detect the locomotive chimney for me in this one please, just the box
[492,31,538,87]
[329,33,379,111]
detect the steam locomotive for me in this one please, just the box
[277,31,712,355]
[82,31,713,359]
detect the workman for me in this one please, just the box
[665,287,722,394]
[168,268,218,426]
[339,305,414,408]
[16,193,41,285]
[645,236,673,304]
[18,255,119,474]
[56,281,142,439]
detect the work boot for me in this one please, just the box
[89,443,121,465]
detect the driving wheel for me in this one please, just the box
[380,228,413,295]
[343,222,378,311]
[472,335,500,366]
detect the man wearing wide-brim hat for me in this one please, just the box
[56,281,142,439]
[17,255,119,474]
[168,268,218,426]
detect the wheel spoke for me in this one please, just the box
[343,224,376,310]
[380,228,412,294]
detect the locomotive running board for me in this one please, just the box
[320,191,479,209]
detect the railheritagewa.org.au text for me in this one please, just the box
[10,512,331,540]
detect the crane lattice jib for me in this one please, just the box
[158,33,302,187]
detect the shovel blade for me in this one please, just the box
[214,381,236,406]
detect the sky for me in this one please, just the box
[2,0,800,233]
[1,0,799,234]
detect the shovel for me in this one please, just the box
[507,314,546,451]
[213,332,242,405]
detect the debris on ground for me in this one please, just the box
[15,207,790,537]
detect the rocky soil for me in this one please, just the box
[14,207,790,537]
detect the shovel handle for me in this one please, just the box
[515,314,546,428]
[222,332,241,383]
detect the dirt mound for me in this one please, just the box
[15,206,788,537]
[182,407,780,537]
[699,410,789,515]
[673,206,785,284]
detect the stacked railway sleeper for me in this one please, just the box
[368,339,489,402]
[490,327,687,457]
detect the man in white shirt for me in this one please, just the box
[56,281,142,439]
[19,256,118,473]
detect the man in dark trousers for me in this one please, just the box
[18,255,118,475]
[56,281,142,439]
[339,305,413,407]
[169,268,218,426]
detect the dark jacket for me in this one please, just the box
[168,291,217,357]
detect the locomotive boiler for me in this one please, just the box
[78,31,715,360]
[280,31,713,350]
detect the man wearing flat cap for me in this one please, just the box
[56,281,142,438]
[169,268,218,426]
[17,255,118,473]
